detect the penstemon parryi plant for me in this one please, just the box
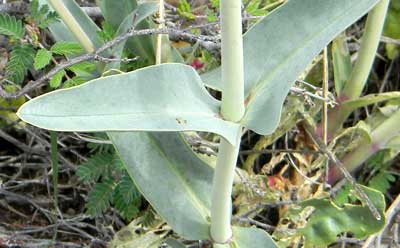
[17,0,388,247]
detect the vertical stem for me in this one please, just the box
[48,0,95,53]
[50,131,59,210]
[330,109,400,183]
[322,48,329,185]
[327,0,390,137]
[211,133,242,244]
[341,0,389,100]
[210,0,244,244]
[322,48,329,144]
[50,131,59,240]
[220,0,245,122]
[156,0,165,64]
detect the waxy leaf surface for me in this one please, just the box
[202,0,379,135]
[109,132,212,240]
[42,0,103,49]
[18,64,239,144]
[231,226,277,248]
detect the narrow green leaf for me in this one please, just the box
[342,92,400,110]
[0,14,24,38]
[50,41,83,55]
[332,33,352,95]
[34,48,53,70]
[201,0,379,135]
[124,5,157,65]
[49,69,65,88]
[105,2,158,70]
[17,64,240,145]
[97,21,116,43]
[98,0,138,30]
[109,132,213,240]
[43,0,103,49]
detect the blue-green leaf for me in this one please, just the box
[105,2,158,70]
[232,226,277,248]
[98,0,138,30]
[44,0,103,49]
[201,0,379,135]
[17,64,239,145]
[109,132,213,240]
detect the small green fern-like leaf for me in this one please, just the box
[116,173,141,203]
[85,179,115,216]
[113,173,141,220]
[6,44,35,84]
[368,171,396,193]
[140,209,158,228]
[0,14,24,39]
[30,0,59,29]
[51,41,83,55]
[77,153,118,182]
[34,48,52,70]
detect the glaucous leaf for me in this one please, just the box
[201,0,379,135]
[98,0,138,30]
[109,132,213,240]
[231,226,277,248]
[105,2,158,70]
[44,0,103,49]
[17,64,239,144]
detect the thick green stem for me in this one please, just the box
[211,133,242,244]
[48,0,95,53]
[328,0,389,137]
[342,0,389,99]
[210,0,244,244]
[156,0,165,64]
[330,109,400,183]
[220,0,245,122]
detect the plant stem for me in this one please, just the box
[50,131,59,210]
[342,0,389,99]
[220,0,245,122]
[211,133,242,244]
[328,0,390,137]
[48,0,95,53]
[156,0,165,64]
[210,0,244,244]
[330,109,400,183]
[49,130,59,241]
